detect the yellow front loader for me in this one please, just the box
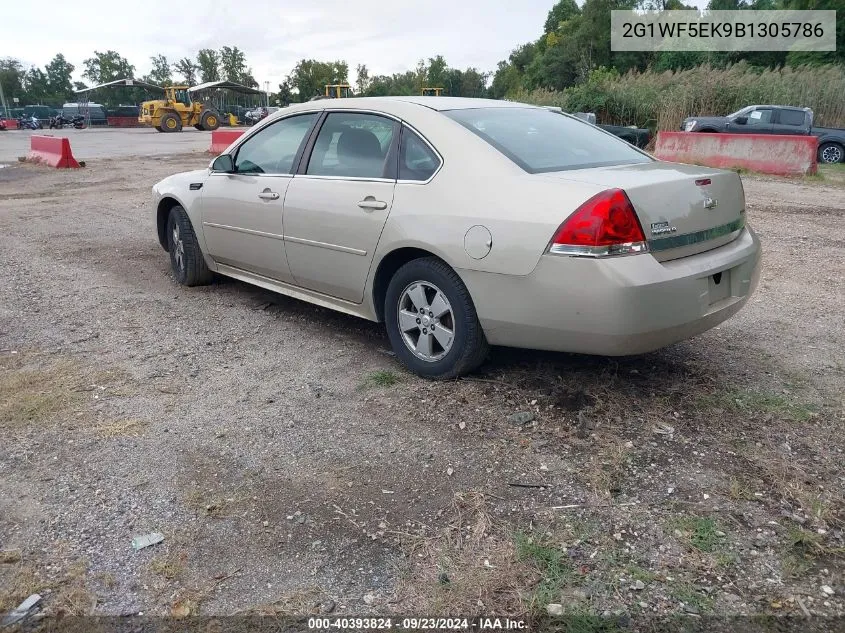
[139,86,221,133]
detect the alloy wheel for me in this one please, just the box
[172,223,185,272]
[397,281,455,362]
[821,145,842,164]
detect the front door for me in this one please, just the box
[202,112,319,282]
[283,112,399,302]
[727,107,773,134]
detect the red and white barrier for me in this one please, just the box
[27,135,81,168]
[655,132,818,176]
[209,129,245,154]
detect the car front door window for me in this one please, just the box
[746,109,772,126]
[234,113,319,175]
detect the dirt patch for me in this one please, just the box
[0,158,842,625]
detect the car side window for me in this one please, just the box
[234,113,318,175]
[306,112,398,179]
[779,109,806,126]
[746,109,773,126]
[399,127,441,181]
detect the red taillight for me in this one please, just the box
[548,189,647,257]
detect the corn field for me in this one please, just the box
[514,62,845,131]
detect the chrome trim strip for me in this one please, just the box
[649,218,745,252]
[294,175,395,184]
[203,222,284,241]
[548,241,649,258]
[208,172,293,179]
[284,235,367,256]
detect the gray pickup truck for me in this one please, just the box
[681,105,845,164]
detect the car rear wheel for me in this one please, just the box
[160,112,182,133]
[384,257,488,379]
[819,142,843,164]
[166,205,212,286]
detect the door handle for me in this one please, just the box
[357,198,387,211]
[258,190,279,201]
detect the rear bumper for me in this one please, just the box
[459,226,761,356]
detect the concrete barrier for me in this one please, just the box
[654,131,817,176]
[209,129,245,154]
[27,135,81,168]
[3,119,19,130]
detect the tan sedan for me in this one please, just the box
[152,97,761,378]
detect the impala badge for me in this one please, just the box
[704,197,718,209]
[651,221,677,236]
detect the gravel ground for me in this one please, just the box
[0,157,843,627]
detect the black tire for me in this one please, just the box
[818,142,844,164]
[160,112,182,133]
[194,124,204,131]
[384,257,489,379]
[200,110,220,131]
[154,125,163,132]
[166,205,212,286]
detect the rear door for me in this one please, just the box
[282,111,399,302]
[771,108,809,135]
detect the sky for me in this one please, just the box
[4,0,553,90]
[6,0,711,91]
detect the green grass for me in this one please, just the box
[672,516,726,553]
[624,564,656,583]
[514,532,574,608]
[695,389,817,422]
[362,369,402,388]
[671,583,713,613]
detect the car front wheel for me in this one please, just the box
[166,205,212,286]
[384,257,489,379]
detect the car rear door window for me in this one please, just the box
[234,113,318,175]
[306,112,398,179]
[778,109,806,126]
[444,107,650,173]
[399,127,441,181]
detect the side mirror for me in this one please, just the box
[211,154,234,173]
[734,116,748,125]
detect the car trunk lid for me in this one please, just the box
[539,162,746,262]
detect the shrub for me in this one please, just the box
[513,62,845,131]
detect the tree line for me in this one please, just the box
[0,46,258,107]
[2,0,842,109]
[489,0,844,99]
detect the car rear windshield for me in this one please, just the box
[444,107,651,173]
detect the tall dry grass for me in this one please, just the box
[514,62,845,131]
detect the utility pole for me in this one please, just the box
[264,81,270,107]
[0,79,8,118]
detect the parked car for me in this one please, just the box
[681,105,845,164]
[62,102,108,126]
[152,97,761,378]
[244,106,279,125]
[553,108,650,148]
[23,105,56,124]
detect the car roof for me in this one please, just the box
[285,96,540,113]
